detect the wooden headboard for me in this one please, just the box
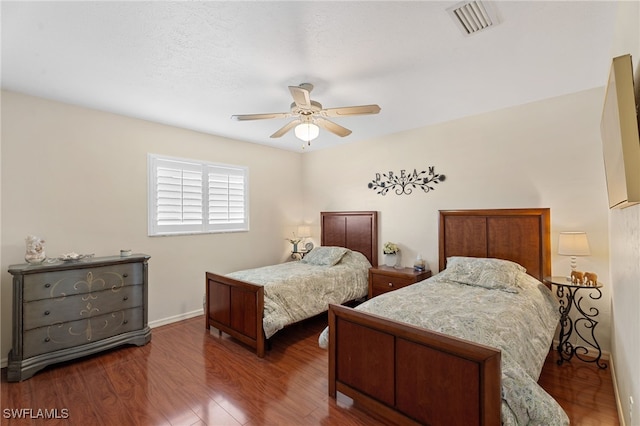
[321,211,378,267]
[439,208,551,283]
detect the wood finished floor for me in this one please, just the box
[2,315,619,425]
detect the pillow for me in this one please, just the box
[301,246,349,266]
[446,256,526,273]
[439,256,526,293]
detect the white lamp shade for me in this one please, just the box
[297,225,311,238]
[294,123,319,142]
[558,232,591,256]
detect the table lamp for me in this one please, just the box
[297,226,311,240]
[558,231,590,274]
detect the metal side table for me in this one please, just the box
[546,276,606,369]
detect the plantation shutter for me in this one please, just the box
[208,165,247,230]
[148,154,248,236]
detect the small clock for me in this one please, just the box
[305,242,314,251]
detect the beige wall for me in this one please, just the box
[302,87,612,351]
[1,91,303,361]
[608,1,640,424]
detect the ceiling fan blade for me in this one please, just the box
[270,120,300,138]
[322,104,381,117]
[288,85,312,109]
[315,117,352,137]
[231,112,291,121]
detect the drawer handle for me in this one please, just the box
[388,282,393,287]
[123,296,128,301]
[123,273,128,278]
[44,311,50,316]
[44,337,50,343]
[123,320,128,324]
[44,283,51,288]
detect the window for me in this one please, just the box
[148,154,249,236]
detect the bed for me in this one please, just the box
[205,211,378,357]
[321,208,569,425]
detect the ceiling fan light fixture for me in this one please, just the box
[294,122,320,142]
[232,83,380,146]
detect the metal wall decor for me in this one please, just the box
[368,166,446,196]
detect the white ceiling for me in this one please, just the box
[1,1,621,153]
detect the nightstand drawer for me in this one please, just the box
[371,274,414,292]
[368,266,431,298]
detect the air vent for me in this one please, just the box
[447,1,499,36]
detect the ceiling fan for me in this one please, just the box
[231,83,381,144]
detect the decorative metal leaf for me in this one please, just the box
[368,167,446,196]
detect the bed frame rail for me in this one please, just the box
[328,304,502,426]
[205,272,266,357]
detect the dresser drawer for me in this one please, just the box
[23,307,144,358]
[23,284,143,331]
[23,263,143,302]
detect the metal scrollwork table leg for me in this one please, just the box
[555,283,607,369]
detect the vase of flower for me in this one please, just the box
[383,242,399,267]
[384,253,397,267]
[287,232,302,254]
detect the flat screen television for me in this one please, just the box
[600,54,640,209]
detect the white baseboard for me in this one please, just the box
[609,357,626,426]
[0,309,205,369]
[148,308,204,329]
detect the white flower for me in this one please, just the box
[383,242,399,254]
[286,232,302,245]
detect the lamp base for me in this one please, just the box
[569,256,578,272]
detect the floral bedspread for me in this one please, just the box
[227,250,370,339]
[318,268,570,425]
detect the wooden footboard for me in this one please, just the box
[328,304,502,426]
[205,272,266,357]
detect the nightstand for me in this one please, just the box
[369,266,431,298]
[545,276,606,369]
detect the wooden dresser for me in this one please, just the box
[368,266,432,298]
[7,254,151,381]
